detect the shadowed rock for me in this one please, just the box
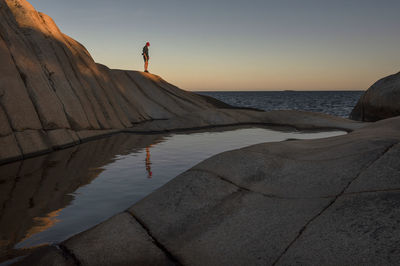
[350,71,400,122]
[18,117,400,265]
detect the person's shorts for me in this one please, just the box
[143,55,149,62]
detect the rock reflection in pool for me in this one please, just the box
[0,126,346,261]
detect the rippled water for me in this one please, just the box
[198,91,363,118]
[0,127,346,264]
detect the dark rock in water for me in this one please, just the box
[350,72,400,121]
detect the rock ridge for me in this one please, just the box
[0,0,365,165]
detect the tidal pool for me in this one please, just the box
[0,126,346,263]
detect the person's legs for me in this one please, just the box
[144,56,149,72]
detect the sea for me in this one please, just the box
[197,91,364,118]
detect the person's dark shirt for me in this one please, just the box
[143,46,149,59]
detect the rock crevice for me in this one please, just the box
[58,244,81,266]
[273,141,399,265]
[126,211,183,266]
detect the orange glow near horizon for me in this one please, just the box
[28,0,400,92]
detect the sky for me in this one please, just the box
[29,0,400,91]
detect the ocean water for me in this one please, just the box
[197,91,364,118]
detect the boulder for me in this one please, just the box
[350,72,400,121]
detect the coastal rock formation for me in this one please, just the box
[350,72,400,121]
[18,116,400,266]
[0,0,225,164]
[0,0,364,165]
[2,0,400,265]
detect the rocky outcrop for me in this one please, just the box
[0,0,366,166]
[17,116,400,266]
[350,71,400,121]
[0,0,229,165]
[2,1,399,265]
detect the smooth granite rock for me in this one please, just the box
[277,191,400,266]
[14,246,76,266]
[1,0,294,164]
[46,129,80,149]
[0,106,12,136]
[0,134,22,164]
[20,117,400,265]
[129,171,332,265]
[14,130,51,157]
[0,0,370,165]
[192,129,397,198]
[125,109,364,134]
[1,0,71,130]
[346,143,400,193]
[63,213,174,266]
[3,1,400,264]
[38,12,99,130]
[350,71,400,122]
[0,0,372,169]
[0,32,42,131]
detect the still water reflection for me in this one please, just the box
[0,127,346,262]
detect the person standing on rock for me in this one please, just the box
[142,42,150,73]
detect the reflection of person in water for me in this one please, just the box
[145,146,152,178]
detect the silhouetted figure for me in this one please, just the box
[145,146,152,178]
[142,42,150,73]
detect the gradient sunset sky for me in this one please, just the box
[29,0,400,91]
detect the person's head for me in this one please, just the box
[146,42,150,47]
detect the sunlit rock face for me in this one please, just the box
[0,0,366,165]
[0,0,370,166]
[0,0,220,164]
[350,72,400,122]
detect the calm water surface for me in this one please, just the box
[0,127,346,263]
[198,91,363,117]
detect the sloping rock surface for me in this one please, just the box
[350,71,400,121]
[0,0,223,164]
[18,116,400,266]
[0,0,366,165]
[2,1,399,265]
